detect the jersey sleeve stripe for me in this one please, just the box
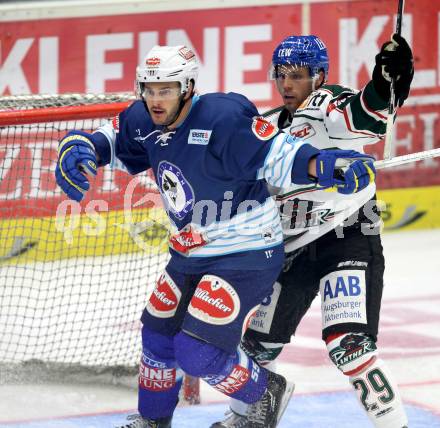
[204,199,279,238]
[94,124,114,162]
[190,239,283,257]
[188,199,283,256]
[258,133,306,187]
[360,88,387,121]
[277,149,298,188]
[343,104,382,137]
[94,124,128,172]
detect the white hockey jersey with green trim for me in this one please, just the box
[264,81,388,253]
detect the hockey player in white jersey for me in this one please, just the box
[55,45,376,428]
[211,34,414,428]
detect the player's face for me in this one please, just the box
[275,65,314,113]
[143,82,183,126]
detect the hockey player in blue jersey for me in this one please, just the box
[55,45,376,428]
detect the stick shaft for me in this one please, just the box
[383,0,405,160]
[374,148,440,170]
[395,0,405,34]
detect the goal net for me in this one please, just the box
[0,93,182,392]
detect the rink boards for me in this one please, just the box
[1,185,439,264]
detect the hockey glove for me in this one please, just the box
[316,150,376,195]
[55,131,97,202]
[373,33,414,107]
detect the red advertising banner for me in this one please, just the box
[1,0,439,213]
[311,0,440,188]
[0,124,161,219]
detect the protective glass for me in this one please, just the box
[142,84,182,101]
[269,64,313,83]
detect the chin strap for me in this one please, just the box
[161,94,188,130]
[142,92,192,131]
[312,73,325,91]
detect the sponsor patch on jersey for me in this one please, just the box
[142,351,167,369]
[188,275,240,325]
[337,260,368,268]
[208,365,250,395]
[320,269,367,329]
[188,129,212,145]
[169,224,208,254]
[248,281,282,334]
[112,115,119,132]
[178,46,196,61]
[157,161,195,220]
[242,305,260,336]
[262,226,277,243]
[251,117,278,141]
[288,122,316,140]
[146,271,182,318]
[139,362,178,391]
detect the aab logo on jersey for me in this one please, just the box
[146,271,182,318]
[157,161,194,220]
[320,269,367,328]
[289,122,316,140]
[188,275,240,325]
[251,117,278,141]
[322,273,362,301]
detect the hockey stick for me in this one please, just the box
[334,148,440,176]
[374,147,440,170]
[0,237,38,263]
[383,0,405,160]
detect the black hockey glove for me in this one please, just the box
[373,33,414,107]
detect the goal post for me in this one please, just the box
[0,93,199,403]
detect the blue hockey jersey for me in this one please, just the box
[91,93,316,273]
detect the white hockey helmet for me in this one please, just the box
[136,45,199,98]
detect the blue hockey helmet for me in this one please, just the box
[270,35,329,81]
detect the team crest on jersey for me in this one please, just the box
[157,161,194,220]
[188,275,240,325]
[146,271,182,318]
[289,122,316,140]
[251,117,278,141]
[329,333,377,371]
